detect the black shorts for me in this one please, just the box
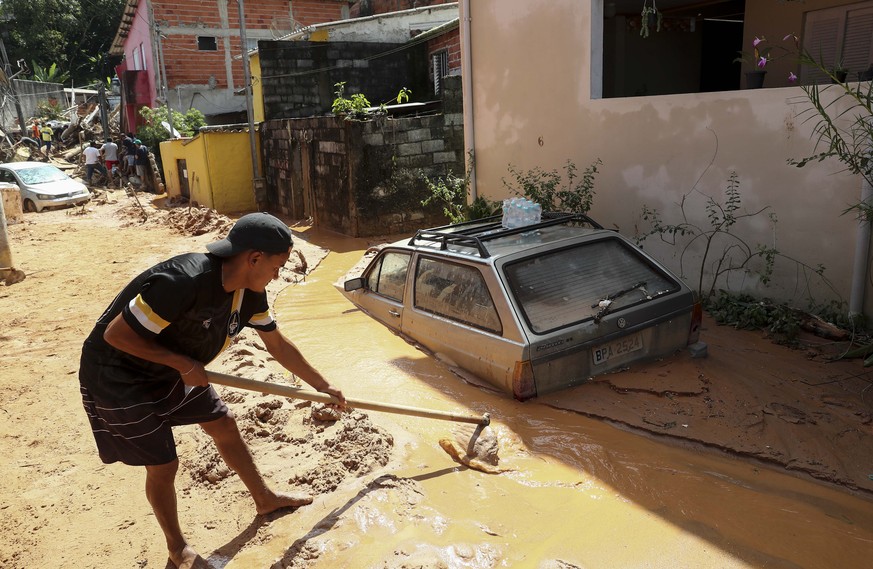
[80,379,228,466]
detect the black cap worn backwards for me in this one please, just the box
[206,212,293,257]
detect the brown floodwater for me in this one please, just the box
[258,228,873,569]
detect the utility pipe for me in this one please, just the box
[460,0,477,201]
[237,0,264,209]
[849,175,873,316]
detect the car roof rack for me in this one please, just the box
[408,212,604,258]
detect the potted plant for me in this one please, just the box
[735,34,798,89]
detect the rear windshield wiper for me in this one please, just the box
[592,281,646,323]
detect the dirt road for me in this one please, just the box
[2,191,872,568]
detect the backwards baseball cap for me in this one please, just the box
[207,212,293,257]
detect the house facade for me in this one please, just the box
[462,0,873,317]
[109,0,355,131]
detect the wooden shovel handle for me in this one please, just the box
[206,370,491,426]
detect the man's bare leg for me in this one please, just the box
[145,461,204,569]
[200,414,312,514]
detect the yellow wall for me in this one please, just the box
[252,53,264,123]
[159,130,259,214]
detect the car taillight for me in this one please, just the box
[512,360,537,401]
[688,301,702,345]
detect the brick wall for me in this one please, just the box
[153,1,351,91]
[292,0,350,26]
[427,27,461,73]
[261,75,464,236]
[259,40,429,120]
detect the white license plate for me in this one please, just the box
[592,334,643,366]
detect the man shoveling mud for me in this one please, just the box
[78,213,346,569]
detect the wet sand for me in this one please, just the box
[2,194,873,568]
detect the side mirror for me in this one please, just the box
[344,277,366,292]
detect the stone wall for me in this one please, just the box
[261,76,464,237]
[259,40,429,120]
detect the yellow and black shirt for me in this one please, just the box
[79,253,275,404]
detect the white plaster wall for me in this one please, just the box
[465,0,866,314]
[295,3,458,42]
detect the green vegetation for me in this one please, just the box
[136,106,206,150]
[0,0,125,85]
[421,152,500,223]
[331,82,372,120]
[502,159,601,214]
[36,99,64,121]
[30,61,70,84]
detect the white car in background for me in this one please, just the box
[0,161,90,213]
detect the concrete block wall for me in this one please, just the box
[262,78,464,236]
[259,40,429,120]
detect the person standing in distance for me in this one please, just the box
[101,137,119,188]
[40,123,54,160]
[78,213,346,569]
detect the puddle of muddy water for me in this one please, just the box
[237,229,873,569]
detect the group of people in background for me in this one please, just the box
[28,121,153,192]
[29,120,55,159]
[81,133,152,192]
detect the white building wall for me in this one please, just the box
[464,0,866,314]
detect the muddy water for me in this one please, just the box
[257,229,873,569]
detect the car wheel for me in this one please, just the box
[23,199,38,213]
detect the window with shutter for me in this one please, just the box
[432,50,448,95]
[802,2,873,83]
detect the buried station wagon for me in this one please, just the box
[337,213,702,400]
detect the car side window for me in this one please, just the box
[414,257,502,334]
[366,251,410,302]
[0,171,14,184]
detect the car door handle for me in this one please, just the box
[388,309,401,317]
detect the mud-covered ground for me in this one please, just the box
[2,187,872,568]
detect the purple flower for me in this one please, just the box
[753,37,763,48]
[788,72,798,83]
[757,56,768,69]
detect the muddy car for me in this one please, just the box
[0,162,90,213]
[338,213,701,400]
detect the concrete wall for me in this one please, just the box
[261,76,464,236]
[259,39,429,120]
[160,129,258,213]
[464,0,872,313]
[0,81,65,133]
[290,3,457,42]
[352,0,455,17]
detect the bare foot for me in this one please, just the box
[256,491,313,516]
[169,544,206,569]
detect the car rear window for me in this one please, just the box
[504,238,680,334]
[414,257,502,334]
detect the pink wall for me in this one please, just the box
[124,1,157,109]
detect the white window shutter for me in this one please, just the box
[842,6,873,79]
[802,9,843,84]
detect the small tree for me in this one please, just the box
[136,106,206,149]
